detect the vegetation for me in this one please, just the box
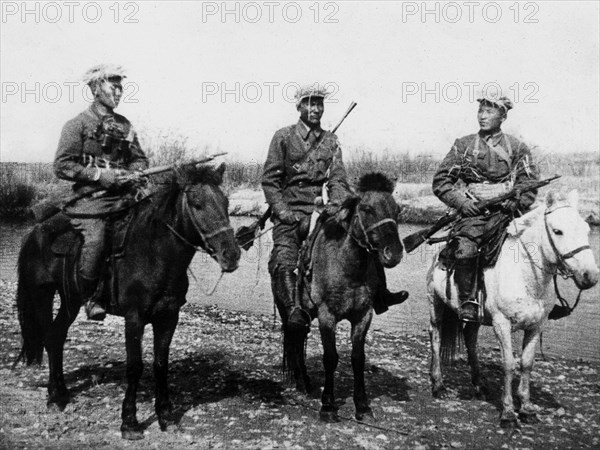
[1,147,598,222]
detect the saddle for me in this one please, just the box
[37,203,137,313]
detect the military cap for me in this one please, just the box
[295,84,330,107]
[83,64,127,87]
[477,95,513,112]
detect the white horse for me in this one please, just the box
[427,190,599,427]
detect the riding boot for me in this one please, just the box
[80,275,106,321]
[274,269,310,333]
[79,231,106,321]
[372,260,409,315]
[454,259,478,322]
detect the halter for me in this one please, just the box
[519,204,591,318]
[165,188,233,257]
[543,205,591,279]
[351,209,397,253]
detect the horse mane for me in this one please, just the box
[357,172,395,194]
[145,163,225,231]
[321,172,395,239]
[322,196,360,239]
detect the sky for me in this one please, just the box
[1,1,599,163]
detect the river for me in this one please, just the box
[1,218,599,361]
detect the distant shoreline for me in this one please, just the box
[227,187,600,226]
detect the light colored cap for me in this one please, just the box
[295,84,330,107]
[477,95,513,112]
[83,64,127,86]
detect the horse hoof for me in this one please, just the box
[355,407,374,422]
[474,386,488,401]
[121,429,144,440]
[47,393,70,411]
[519,411,540,424]
[432,386,448,399]
[121,422,144,440]
[319,410,340,423]
[500,416,519,429]
[158,414,178,432]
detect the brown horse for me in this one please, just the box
[15,163,240,439]
[288,172,404,422]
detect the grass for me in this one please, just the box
[1,147,598,223]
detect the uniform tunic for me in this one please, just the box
[262,120,350,272]
[432,130,538,261]
[55,104,148,193]
[54,104,148,279]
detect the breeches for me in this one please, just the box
[65,195,118,279]
[268,213,311,274]
[450,210,511,261]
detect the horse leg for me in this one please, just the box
[463,322,488,400]
[152,308,179,431]
[351,312,373,421]
[121,313,145,440]
[518,327,541,424]
[319,312,339,423]
[429,292,447,398]
[46,294,79,409]
[492,318,518,428]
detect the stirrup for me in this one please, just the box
[459,300,479,323]
[288,306,311,331]
[85,301,106,321]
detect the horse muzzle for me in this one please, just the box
[573,265,600,290]
[379,244,403,268]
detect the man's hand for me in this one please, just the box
[98,169,138,188]
[278,209,299,225]
[116,169,143,185]
[502,199,519,213]
[459,199,480,217]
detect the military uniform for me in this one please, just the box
[54,64,148,320]
[262,119,349,273]
[432,96,538,321]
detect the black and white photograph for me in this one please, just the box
[1,1,599,448]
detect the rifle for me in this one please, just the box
[235,102,358,251]
[30,152,228,222]
[402,175,562,253]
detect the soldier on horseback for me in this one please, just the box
[432,94,539,322]
[262,84,409,333]
[54,64,149,320]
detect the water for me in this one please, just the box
[2,218,599,361]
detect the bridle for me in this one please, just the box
[165,188,233,257]
[520,204,591,317]
[543,205,591,279]
[351,207,397,253]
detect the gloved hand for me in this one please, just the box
[502,199,519,213]
[459,199,480,217]
[97,169,129,188]
[277,209,299,225]
[116,169,143,185]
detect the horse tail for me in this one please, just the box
[440,302,463,366]
[15,229,52,366]
[282,324,308,381]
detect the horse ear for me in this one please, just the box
[545,190,557,208]
[216,163,226,182]
[566,189,579,210]
[335,197,360,224]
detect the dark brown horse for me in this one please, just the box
[288,173,404,422]
[15,163,240,440]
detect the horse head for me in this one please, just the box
[329,172,403,268]
[541,190,599,290]
[174,162,241,273]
